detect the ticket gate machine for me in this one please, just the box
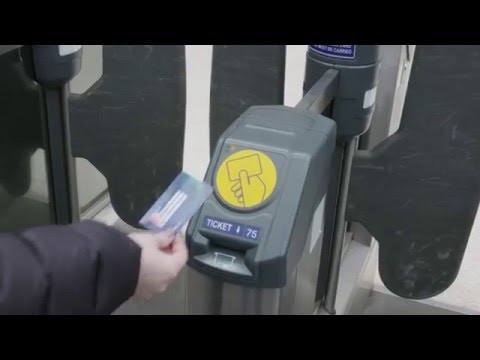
[187,106,336,314]
[186,45,382,314]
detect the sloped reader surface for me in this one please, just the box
[347,45,480,299]
[70,45,186,227]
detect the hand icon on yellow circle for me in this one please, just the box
[216,149,277,209]
[231,170,267,208]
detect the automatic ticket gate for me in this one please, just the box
[186,45,381,315]
[187,106,335,314]
[2,45,480,315]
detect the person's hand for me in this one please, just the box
[128,230,188,301]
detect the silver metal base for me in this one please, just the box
[186,226,323,315]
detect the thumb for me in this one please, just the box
[151,229,176,249]
[239,170,249,188]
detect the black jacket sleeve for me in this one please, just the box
[0,220,141,315]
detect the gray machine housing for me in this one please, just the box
[305,45,381,138]
[187,105,336,288]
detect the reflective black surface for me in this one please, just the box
[347,45,480,299]
[70,45,186,227]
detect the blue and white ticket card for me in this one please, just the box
[140,172,213,232]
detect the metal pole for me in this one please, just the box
[322,137,357,314]
[304,45,382,311]
[43,85,80,224]
[31,45,83,224]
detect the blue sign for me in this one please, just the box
[202,216,261,241]
[309,45,356,60]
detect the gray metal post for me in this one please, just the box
[30,45,83,224]
[303,45,382,313]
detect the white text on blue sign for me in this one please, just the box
[203,216,260,241]
[310,45,356,60]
